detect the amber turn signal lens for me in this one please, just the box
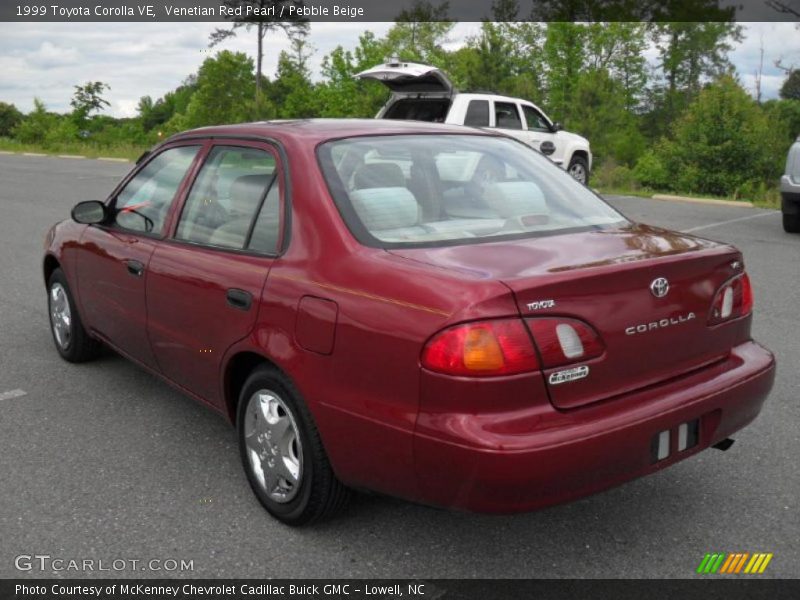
[421,319,539,377]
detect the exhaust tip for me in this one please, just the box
[712,438,735,451]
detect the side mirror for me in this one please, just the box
[551,122,563,132]
[71,200,108,225]
[539,141,557,156]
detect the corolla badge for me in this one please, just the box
[650,277,669,298]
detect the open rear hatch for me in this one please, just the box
[392,224,746,409]
[355,59,454,94]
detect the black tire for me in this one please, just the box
[237,365,350,525]
[567,155,590,186]
[47,268,100,363]
[782,212,800,233]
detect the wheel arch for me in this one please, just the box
[43,254,61,286]
[223,350,285,423]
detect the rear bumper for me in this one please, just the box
[413,341,775,513]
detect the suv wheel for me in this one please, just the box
[783,212,800,233]
[567,155,589,185]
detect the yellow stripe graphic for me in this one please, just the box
[758,554,773,573]
[751,554,766,573]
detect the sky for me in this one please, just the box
[0,22,798,118]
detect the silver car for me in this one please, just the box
[782,135,800,233]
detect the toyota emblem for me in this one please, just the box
[650,277,669,298]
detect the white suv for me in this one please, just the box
[356,60,593,184]
[781,135,800,233]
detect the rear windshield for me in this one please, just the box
[318,134,626,248]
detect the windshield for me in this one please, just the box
[318,134,627,248]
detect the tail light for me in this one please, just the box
[421,317,605,377]
[708,273,753,325]
[421,319,539,377]
[526,318,605,368]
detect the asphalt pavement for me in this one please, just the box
[0,153,797,578]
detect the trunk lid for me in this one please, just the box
[391,224,744,409]
[355,60,454,94]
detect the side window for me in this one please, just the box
[114,146,200,234]
[464,100,490,127]
[522,105,551,132]
[494,102,523,130]
[176,146,280,252]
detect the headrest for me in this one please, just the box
[483,181,547,218]
[230,174,270,214]
[349,187,420,231]
[353,162,405,189]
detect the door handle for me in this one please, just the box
[226,288,252,311]
[125,259,145,277]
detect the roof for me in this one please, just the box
[169,118,496,145]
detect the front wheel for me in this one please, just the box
[237,365,350,525]
[567,155,589,186]
[47,268,99,362]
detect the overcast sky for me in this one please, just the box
[1,22,798,118]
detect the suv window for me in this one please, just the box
[464,100,490,127]
[113,145,200,234]
[176,146,281,252]
[522,105,551,132]
[494,102,522,130]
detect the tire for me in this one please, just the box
[47,268,100,362]
[567,155,590,185]
[237,365,350,525]
[782,212,800,233]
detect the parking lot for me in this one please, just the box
[0,153,797,578]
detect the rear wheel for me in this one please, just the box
[237,365,350,525]
[782,212,800,233]
[567,155,589,185]
[47,268,99,362]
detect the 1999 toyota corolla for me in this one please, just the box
[43,120,775,525]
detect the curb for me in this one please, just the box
[652,193,754,208]
[0,149,131,163]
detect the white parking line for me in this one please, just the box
[0,389,27,401]
[682,211,777,233]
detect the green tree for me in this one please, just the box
[269,32,318,118]
[183,51,256,128]
[647,21,743,137]
[780,70,800,101]
[0,102,23,137]
[12,98,58,144]
[638,75,782,196]
[210,1,308,102]
[543,23,587,125]
[138,76,198,131]
[316,32,389,118]
[70,81,110,126]
[386,1,453,65]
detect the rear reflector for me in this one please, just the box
[527,318,604,368]
[709,272,753,325]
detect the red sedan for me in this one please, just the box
[43,120,775,525]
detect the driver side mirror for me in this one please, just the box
[551,122,563,132]
[71,200,108,225]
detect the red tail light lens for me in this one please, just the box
[526,318,605,368]
[421,319,539,377]
[709,273,753,325]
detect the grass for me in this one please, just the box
[0,137,147,160]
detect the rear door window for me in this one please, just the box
[464,100,490,127]
[494,102,523,130]
[175,146,282,252]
